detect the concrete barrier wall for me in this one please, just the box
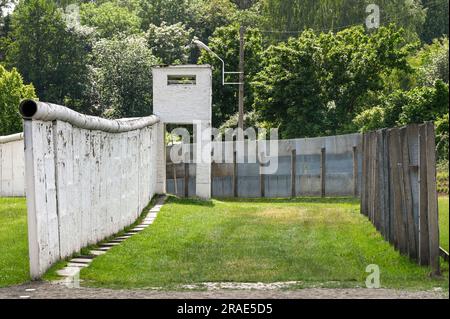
[166,133,362,198]
[21,101,160,278]
[0,133,25,197]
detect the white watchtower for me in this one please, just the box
[152,65,212,199]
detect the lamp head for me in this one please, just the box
[192,39,212,53]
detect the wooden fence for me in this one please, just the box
[360,122,440,275]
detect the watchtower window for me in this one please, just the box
[167,75,196,85]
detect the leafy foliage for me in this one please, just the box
[86,35,160,118]
[0,65,36,135]
[252,25,411,138]
[144,22,192,65]
[5,0,89,108]
[80,1,141,38]
[198,24,263,127]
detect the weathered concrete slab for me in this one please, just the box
[67,262,89,268]
[69,258,93,264]
[89,250,106,256]
[56,267,80,277]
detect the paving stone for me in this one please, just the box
[56,267,80,277]
[115,236,131,240]
[67,263,89,268]
[137,224,149,228]
[89,250,106,256]
[97,246,112,251]
[140,221,153,226]
[123,232,137,236]
[147,212,158,218]
[131,227,145,232]
[70,258,93,264]
[110,239,125,243]
[25,289,36,292]
[100,242,121,247]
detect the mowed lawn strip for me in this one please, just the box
[439,196,449,252]
[0,197,29,287]
[81,197,448,290]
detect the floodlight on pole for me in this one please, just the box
[192,39,243,86]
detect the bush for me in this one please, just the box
[0,65,36,135]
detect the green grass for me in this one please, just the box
[439,197,449,252]
[0,197,29,287]
[81,197,449,291]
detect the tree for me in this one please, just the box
[138,0,197,31]
[421,0,449,43]
[86,35,160,118]
[80,1,141,38]
[415,37,449,86]
[6,0,89,108]
[252,25,411,138]
[0,65,36,135]
[252,30,326,138]
[353,81,449,131]
[198,24,263,127]
[145,22,192,65]
[261,0,426,42]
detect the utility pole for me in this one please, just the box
[238,25,245,141]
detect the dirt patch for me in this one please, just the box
[0,281,447,299]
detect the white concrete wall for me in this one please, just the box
[22,103,160,278]
[0,133,25,197]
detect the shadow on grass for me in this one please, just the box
[167,195,359,205]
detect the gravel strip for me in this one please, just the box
[0,281,447,299]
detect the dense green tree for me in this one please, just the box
[0,65,36,135]
[252,25,411,138]
[198,24,263,127]
[415,37,449,86]
[145,22,192,64]
[80,1,141,38]
[261,0,426,42]
[138,0,197,30]
[6,0,89,108]
[86,35,160,118]
[353,81,449,131]
[421,0,449,43]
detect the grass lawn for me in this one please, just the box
[439,197,449,252]
[0,197,29,287]
[81,197,449,290]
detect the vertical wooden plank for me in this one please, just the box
[425,122,440,275]
[418,124,430,265]
[381,129,391,242]
[372,131,380,227]
[233,150,238,197]
[184,162,189,198]
[320,147,326,197]
[389,128,407,254]
[353,145,358,197]
[400,126,417,260]
[361,133,367,216]
[291,149,296,198]
[367,132,373,222]
[374,130,383,233]
[407,124,420,260]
